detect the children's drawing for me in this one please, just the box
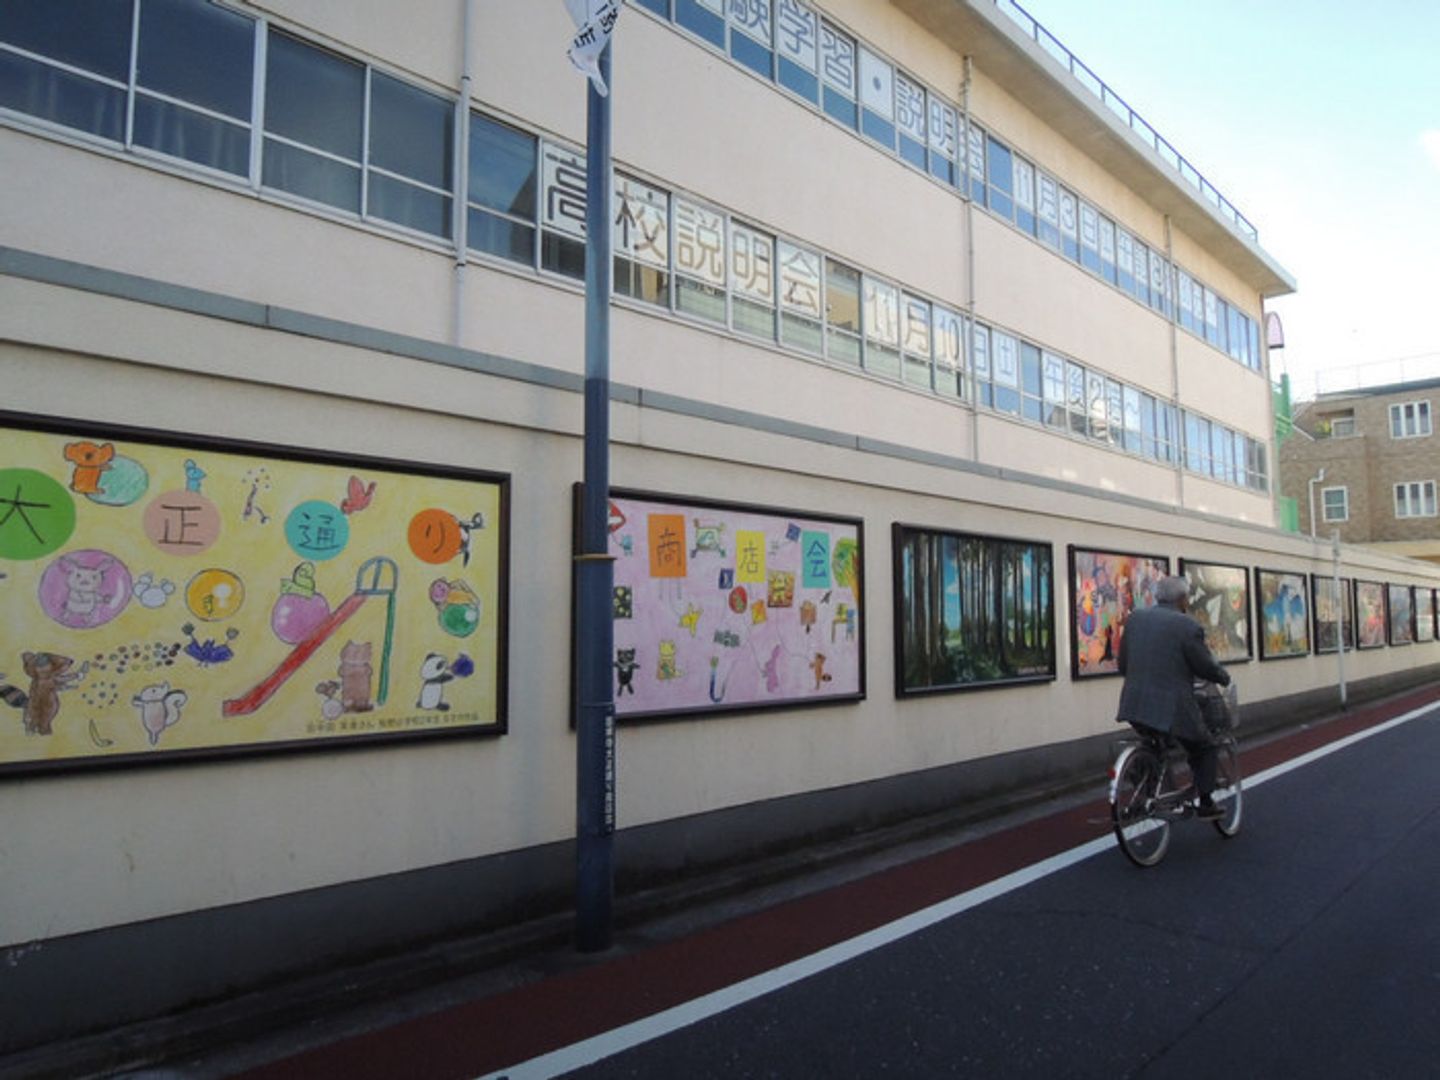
[1070,547,1169,678]
[133,682,187,745]
[2,418,506,774]
[603,492,863,718]
[1256,569,1310,659]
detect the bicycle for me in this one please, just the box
[1108,683,1243,867]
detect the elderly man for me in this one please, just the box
[1116,574,1232,819]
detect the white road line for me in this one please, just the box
[479,701,1439,1080]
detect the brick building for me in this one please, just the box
[1282,379,1440,562]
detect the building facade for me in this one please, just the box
[4,0,1439,1052]
[1282,379,1440,561]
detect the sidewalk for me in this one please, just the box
[21,684,1440,1080]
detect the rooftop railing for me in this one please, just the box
[995,0,1260,243]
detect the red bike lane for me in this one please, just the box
[236,685,1440,1080]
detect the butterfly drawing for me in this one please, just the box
[340,475,377,516]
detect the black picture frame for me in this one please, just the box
[1067,545,1171,680]
[1387,583,1415,646]
[1178,558,1252,663]
[0,410,510,778]
[1355,579,1388,649]
[1309,573,1355,654]
[1254,567,1310,660]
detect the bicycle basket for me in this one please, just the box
[1195,680,1238,735]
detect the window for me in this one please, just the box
[1116,228,1136,295]
[895,71,927,170]
[1395,481,1437,518]
[991,330,1021,415]
[1036,172,1061,251]
[900,294,932,388]
[539,140,587,279]
[862,274,901,379]
[676,0,725,48]
[986,136,1013,220]
[857,47,895,150]
[932,306,964,399]
[824,257,861,365]
[1327,414,1356,438]
[613,174,670,307]
[1097,215,1116,284]
[1079,202,1101,274]
[1321,487,1349,523]
[1019,342,1043,423]
[1390,401,1432,439]
[819,20,857,129]
[366,72,454,236]
[1041,352,1066,429]
[1058,187,1079,262]
[1012,155,1036,236]
[730,220,776,339]
[926,97,957,186]
[775,0,819,102]
[674,196,727,323]
[777,239,823,354]
[727,0,773,79]
[965,122,986,204]
[468,113,537,265]
[972,322,992,408]
[262,32,364,214]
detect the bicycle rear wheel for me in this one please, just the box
[1211,741,1243,837]
[1110,746,1171,867]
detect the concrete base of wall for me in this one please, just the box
[4,664,1436,1061]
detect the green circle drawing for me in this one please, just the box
[0,468,77,560]
[87,455,150,507]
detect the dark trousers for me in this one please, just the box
[1132,724,1218,798]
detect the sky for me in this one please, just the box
[1013,0,1440,400]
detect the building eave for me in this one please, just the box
[892,0,1297,299]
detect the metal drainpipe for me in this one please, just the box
[1164,214,1183,506]
[962,56,979,464]
[452,0,475,346]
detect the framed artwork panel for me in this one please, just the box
[1068,546,1170,679]
[1387,584,1414,645]
[1415,588,1436,643]
[1355,580,1387,649]
[0,411,509,777]
[1179,559,1251,663]
[893,524,1055,695]
[595,488,864,721]
[1310,574,1354,654]
[1255,568,1310,660]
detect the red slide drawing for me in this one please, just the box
[222,592,368,718]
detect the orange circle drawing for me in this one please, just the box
[408,509,462,564]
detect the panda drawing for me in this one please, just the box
[416,653,454,711]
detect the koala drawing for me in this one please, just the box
[63,441,115,494]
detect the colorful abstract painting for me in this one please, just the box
[1256,569,1310,659]
[0,415,506,774]
[1416,589,1436,643]
[1388,584,1414,645]
[604,492,863,718]
[1068,547,1169,678]
[1180,559,1250,663]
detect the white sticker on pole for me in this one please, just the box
[564,0,622,97]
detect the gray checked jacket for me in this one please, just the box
[1115,601,1230,741]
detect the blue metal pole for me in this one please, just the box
[575,41,615,954]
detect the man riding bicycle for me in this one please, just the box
[1116,574,1231,820]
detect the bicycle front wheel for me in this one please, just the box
[1211,741,1243,837]
[1111,746,1171,867]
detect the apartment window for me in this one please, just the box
[775,0,819,103]
[730,221,776,339]
[1321,487,1349,523]
[1395,481,1437,518]
[1390,401,1432,439]
[819,20,857,129]
[468,113,537,265]
[613,174,670,308]
[674,196,727,324]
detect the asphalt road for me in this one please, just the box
[560,708,1440,1080]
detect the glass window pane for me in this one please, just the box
[468,113,536,219]
[0,49,125,139]
[264,31,363,161]
[370,72,452,190]
[262,138,360,211]
[137,0,254,120]
[676,0,725,48]
[368,173,451,236]
[0,0,134,81]
[825,259,860,333]
[133,95,249,174]
[468,207,534,265]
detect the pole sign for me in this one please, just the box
[564,0,622,96]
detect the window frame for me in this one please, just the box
[1389,401,1433,439]
[1320,485,1349,523]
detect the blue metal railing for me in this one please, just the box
[996,0,1259,243]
